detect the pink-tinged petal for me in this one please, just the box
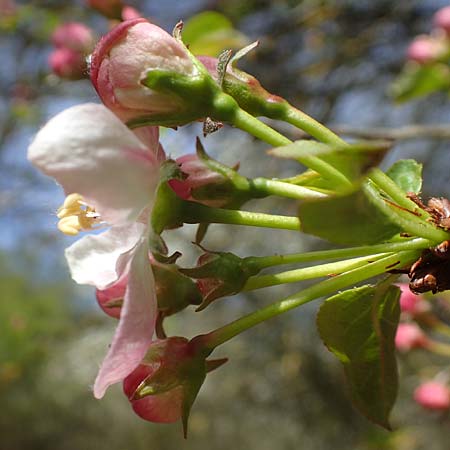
[93,238,157,398]
[65,223,145,289]
[133,126,166,163]
[28,103,160,224]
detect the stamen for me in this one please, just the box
[56,193,102,235]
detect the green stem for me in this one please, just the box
[249,177,329,200]
[244,253,390,291]
[428,341,450,357]
[230,107,352,189]
[229,105,291,147]
[203,251,419,350]
[363,181,449,243]
[368,168,429,215]
[244,237,431,270]
[183,201,301,231]
[284,105,347,146]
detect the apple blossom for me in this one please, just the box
[90,18,208,126]
[28,103,164,398]
[414,381,450,411]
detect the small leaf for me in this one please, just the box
[317,284,401,429]
[299,189,401,245]
[182,11,248,56]
[270,140,390,188]
[387,159,423,194]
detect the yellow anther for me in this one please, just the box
[56,193,101,236]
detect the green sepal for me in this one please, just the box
[180,251,261,310]
[153,264,202,316]
[151,160,186,235]
[316,282,401,429]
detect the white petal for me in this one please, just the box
[93,238,157,398]
[28,103,160,224]
[65,223,145,289]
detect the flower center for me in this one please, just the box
[56,193,101,235]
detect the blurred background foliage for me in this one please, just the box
[1,1,450,449]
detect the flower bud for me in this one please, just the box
[90,19,213,127]
[48,47,87,80]
[52,22,94,53]
[414,381,450,411]
[121,6,141,21]
[395,323,429,352]
[397,283,428,316]
[123,337,226,435]
[96,260,202,319]
[87,0,123,19]
[180,251,260,311]
[434,6,450,35]
[169,138,253,208]
[406,35,446,64]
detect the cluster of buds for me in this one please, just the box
[48,22,94,79]
[406,7,450,64]
[395,284,450,413]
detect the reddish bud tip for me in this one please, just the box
[414,381,450,411]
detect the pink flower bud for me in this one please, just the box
[0,0,16,16]
[52,22,94,53]
[169,154,230,207]
[434,6,450,34]
[123,336,226,432]
[414,381,450,411]
[87,0,123,19]
[395,323,429,352]
[90,19,200,125]
[123,338,188,423]
[406,35,445,64]
[397,283,428,315]
[48,47,87,80]
[121,6,141,21]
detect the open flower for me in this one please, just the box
[28,103,164,398]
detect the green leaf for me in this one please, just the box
[183,11,249,56]
[317,284,401,429]
[298,188,401,245]
[387,159,422,194]
[270,140,390,188]
[391,63,450,102]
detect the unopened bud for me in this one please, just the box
[406,35,446,64]
[180,251,260,311]
[90,19,218,127]
[48,47,87,80]
[397,283,429,316]
[434,6,450,35]
[52,22,94,53]
[414,381,450,411]
[395,323,429,352]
